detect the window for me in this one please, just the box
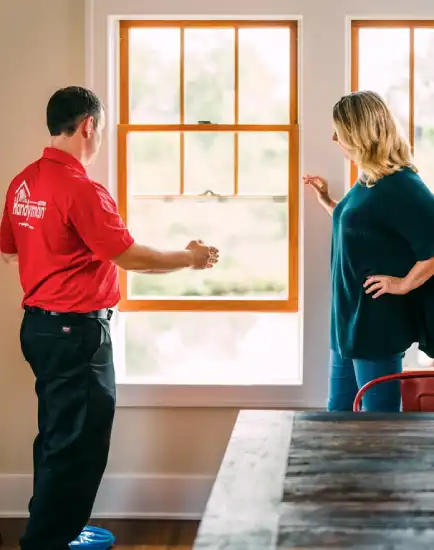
[352,20,434,369]
[117,20,300,382]
[351,21,434,190]
[118,20,298,312]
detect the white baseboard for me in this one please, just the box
[0,473,214,519]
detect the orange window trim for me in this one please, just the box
[118,20,299,313]
[350,19,434,186]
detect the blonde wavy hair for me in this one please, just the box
[332,90,417,185]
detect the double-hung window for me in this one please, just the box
[116,20,300,382]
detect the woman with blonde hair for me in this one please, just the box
[305,90,434,412]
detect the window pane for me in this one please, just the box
[127,197,289,298]
[129,28,180,123]
[128,132,180,194]
[238,28,290,124]
[358,28,410,138]
[184,29,235,123]
[414,29,434,190]
[184,132,233,194]
[123,311,300,383]
[238,132,288,194]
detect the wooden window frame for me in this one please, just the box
[118,20,299,313]
[350,20,434,186]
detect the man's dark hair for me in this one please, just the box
[46,86,103,136]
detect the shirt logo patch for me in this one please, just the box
[61,326,71,334]
[12,181,46,230]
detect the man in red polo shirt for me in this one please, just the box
[0,86,218,550]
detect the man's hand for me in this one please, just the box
[186,240,219,270]
[363,275,408,299]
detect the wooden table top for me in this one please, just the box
[193,411,434,550]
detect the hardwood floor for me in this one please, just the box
[0,519,199,550]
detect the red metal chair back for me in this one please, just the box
[353,371,434,412]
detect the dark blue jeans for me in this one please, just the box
[328,350,403,412]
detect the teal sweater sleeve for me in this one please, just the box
[383,169,434,262]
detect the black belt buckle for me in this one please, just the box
[107,309,113,321]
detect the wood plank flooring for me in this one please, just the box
[0,519,199,550]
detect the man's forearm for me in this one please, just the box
[402,257,434,292]
[114,243,193,272]
[133,267,184,274]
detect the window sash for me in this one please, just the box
[350,20,434,186]
[118,20,299,312]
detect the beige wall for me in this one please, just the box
[0,0,236,478]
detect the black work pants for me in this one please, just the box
[19,310,116,550]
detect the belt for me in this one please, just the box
[24,306,113,320]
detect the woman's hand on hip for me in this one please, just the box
[364,275,408,299]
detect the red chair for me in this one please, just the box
[353,371,434,412]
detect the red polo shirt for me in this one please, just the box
[0,148,134,312]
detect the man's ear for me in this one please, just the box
[81,116,94,139]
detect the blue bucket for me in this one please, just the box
[69,526,115,550]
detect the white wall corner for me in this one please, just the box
[0,473,214,519]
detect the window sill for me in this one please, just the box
[116,380,304,408]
